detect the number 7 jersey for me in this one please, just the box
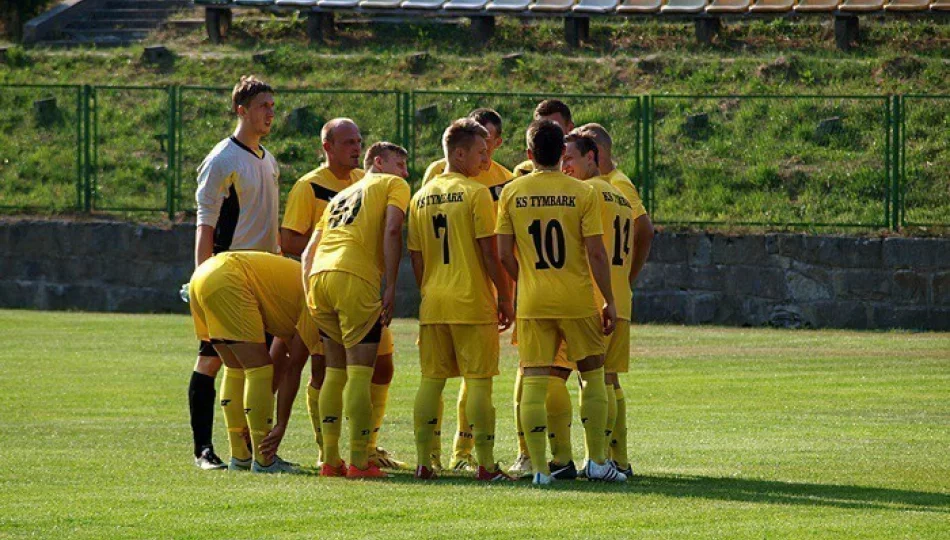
[408,172,498,325]
[495,170,604,320]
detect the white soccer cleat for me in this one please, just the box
[252,456,299,474]
[584,459,627,483]
[532,472,553,486]
[228,456,252,471]
[508,453,533,478]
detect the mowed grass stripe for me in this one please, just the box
[0,310,947,539]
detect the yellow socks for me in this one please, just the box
[519,375,550,475]
[220,367,251,461]
[546,376,573,466]
[605,383,617,460]
[464,378,495,469]
[243,364,275,466]
[452,380,474,460]
[414,377,446,468]
[579,367,608,465]
[612,387,629,468]
[429,395,444,464]
[368,383,389,453]
[344,365,374,470]
[514,370,529,456]
[319,367,347,467]
[306,384,323,464]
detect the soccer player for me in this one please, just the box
[301,142,410,479]
[511,99,576,178]
[562,130,638,480]
[496,120,625,485]
[421,108,514,472]
[188,251,301,474]
[280,118,402,470]
[408,119,515,481]
[189,76,279,470]
[577,123,654,476]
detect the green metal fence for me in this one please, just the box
[0,85,946,231]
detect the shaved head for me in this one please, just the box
[321,118,359,143]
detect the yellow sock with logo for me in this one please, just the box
[220,367,251,461]
[319,367,347,468]
[429,395,444,464]
[414,377,446,468]
[243,364,275,466]
[546,376,573,466]
[306,384,323,464]
[453,379,474,461]
[344,365,374,470]
[613,387,629,469]
[367,383,389,454]
[579,368,608,464]
[520,375,550,475]
[464,377,496,469]
[514,370,529,456]
[604,384,617,461]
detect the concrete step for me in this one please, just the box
[66,18,163,30]
[103,0,190,9]
[91,9,174,21]
[63,28,151,41]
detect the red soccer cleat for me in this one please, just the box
[475,465,516,482]
[346,463,389,479]
[320,460,347,478]
[414,465,438,480]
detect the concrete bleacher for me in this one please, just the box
[195,0,949,49]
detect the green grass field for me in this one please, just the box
[1,310,948,538]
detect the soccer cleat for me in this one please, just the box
[194,447,227,470]
[369,446,408,470]
[449,454,477,472]
[508,453,533,478]
[476,465,516,482]
[613,461,633,479]
[548,460,578,481]
[429,454,443,474]
[252,456,299,474]
[531,472,553,486]
[584,460,627,483]
[346,463,389,479]
[228,457,252,471]
[414,465,438,480]
[320,461,348,477]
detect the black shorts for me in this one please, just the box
[197,333,275,357]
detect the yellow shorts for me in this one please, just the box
[516,315,605,368]
[511,324,576,370]
[604,319,631,373]
[190,257,263,343]
[298,308,394,357]
[419,324,500,379]
[307,271,382,349]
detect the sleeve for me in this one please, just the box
[281,180,317,234]
[613,179,647,220]
[422,160,445,185]
[580,185,605,238]
[472,187,496,239]
[495,186,513,235]
[407,196,421,252]
[387,177,412,212]
[195,154,232,227]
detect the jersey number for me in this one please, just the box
[326,189,363,229]
[612,216,631,266]
[527,219,565,270]
[432,213,450,264]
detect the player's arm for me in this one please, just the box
[259,333,309,460]
[498,234,518,282]
[301,227,323,296]
[195,226,214,267]
[194,159,230,267]
[585,235,617,336]
[476,236,513,331]
[380,205,406,327]
[409,250,424,288]
[280,228,312,258]
[629,213,654,285]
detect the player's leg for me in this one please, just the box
[343,332,382,477]
[368,333,406,470]
[604,319,631,476]
[413,324,452,478]
[516,319,559,484]
[449,380,476,471]
[508,322,532,476]
[190,348,225,469]
[221,342,282,471]
[319,336,348,476]
[214,346,251,470]
[604,372,618,462]
[612,380,631,477]
[307,354,326,465]
[547,366,576,479]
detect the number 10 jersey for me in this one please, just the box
[495,170,604,320]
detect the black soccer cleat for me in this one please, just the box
[548,460,578,480]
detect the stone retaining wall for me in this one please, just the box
[0,219,946,330]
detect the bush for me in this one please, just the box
[1,0,55,42]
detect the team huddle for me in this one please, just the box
[185,76,654,486]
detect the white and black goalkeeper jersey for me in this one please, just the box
[195,136,280,255]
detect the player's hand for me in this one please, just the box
[259,424,286,461]
[602,302,617,336]
[380,285,396,327]
[497,299,514,332]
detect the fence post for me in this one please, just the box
[408,91,416,181]
[82,84,92,213]
[75,86,84,211]
[167,85,177,221]
[891,95,901,232]
[640,95,652,215]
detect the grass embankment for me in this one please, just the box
[0,310,947,537]
[0,17,947,229]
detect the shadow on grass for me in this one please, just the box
[291,467,949,512]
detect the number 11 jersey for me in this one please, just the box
[495,170,604,320]
[408,172,498,325]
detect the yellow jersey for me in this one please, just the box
[512,159,534,178]
[604,168,647,221]
[310,173,411,289]
[422,159,514,209]
[588,177,636,321]
[495,170,604,319]
[282,165,365,235]
[408,173,498,325]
